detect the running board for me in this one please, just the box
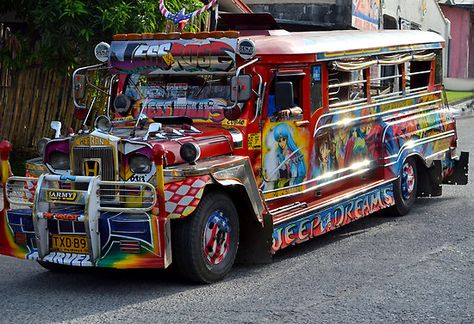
[272,179,394,226]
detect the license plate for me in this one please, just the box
[51,235,88,254]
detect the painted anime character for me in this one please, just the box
[312,130,339,178]
[272,123,306,188]
[344,127,367,165]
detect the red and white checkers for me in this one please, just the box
[164,175,211,219]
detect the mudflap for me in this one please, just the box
[443,151,469,185]
[417,160,443,197]
[235,213,273,264]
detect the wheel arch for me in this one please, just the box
[201,183,273,264]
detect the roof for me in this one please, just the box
[249,30,445,60]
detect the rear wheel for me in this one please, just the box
[388,157,418,216]
[172,191,239,283]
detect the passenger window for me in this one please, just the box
[328,68,367,109]
[407,60,431,92]
[371,64,402,101]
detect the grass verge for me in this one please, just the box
[446,91,474,103]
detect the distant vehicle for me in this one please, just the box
[0,18,468,283]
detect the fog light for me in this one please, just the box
[180,142,201,164]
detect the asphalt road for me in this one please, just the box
[1,118,473,323]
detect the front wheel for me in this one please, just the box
[387,157,418,217]
[172,191,239,283]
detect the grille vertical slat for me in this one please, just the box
[73,147,115,180]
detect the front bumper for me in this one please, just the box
[0,174,171,268]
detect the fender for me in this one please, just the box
[211,158,265,223]
[163,156,265,223]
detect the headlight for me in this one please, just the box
[129,154,152,174]
[49,152,70,170]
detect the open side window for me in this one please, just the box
[267,73,304,121]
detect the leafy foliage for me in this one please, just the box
[0,0,206,72]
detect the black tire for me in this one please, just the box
[387,157,418,217]
[172,191,239,283]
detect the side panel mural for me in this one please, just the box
[272,183,395,252]
[312,92,454,183]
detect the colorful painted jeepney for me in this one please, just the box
[0,21,468,283]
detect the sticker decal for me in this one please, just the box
[46,189,79,203]
[248,133,261,150]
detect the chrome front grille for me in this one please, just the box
[72,147,115,180]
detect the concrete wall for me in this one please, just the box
[441,6,472,78]
[245,0,353,29]
[382,0,450,77]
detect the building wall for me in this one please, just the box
[441,6,472,78]
[471,21,474,77]
[352,0,381,30]
[245,0,353,29]
[382,0,450,77]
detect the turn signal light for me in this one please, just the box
[120,240,141,254]
[15,232,27,245]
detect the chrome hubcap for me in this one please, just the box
[401,162,415,200]
[203,210,231,265]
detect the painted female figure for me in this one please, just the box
[273,123,306,188]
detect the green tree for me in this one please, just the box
[0,0,205,72]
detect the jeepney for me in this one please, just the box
[0,16,468,283]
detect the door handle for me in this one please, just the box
[294,120,310,127]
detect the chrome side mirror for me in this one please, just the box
[144,123,162,141]
[50,121,62,139]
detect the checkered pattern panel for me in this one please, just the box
[164,175,211,218]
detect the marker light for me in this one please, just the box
[94,115,112,133]
[94,42,110,62]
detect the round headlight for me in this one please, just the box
[129,154,152,174]
[49,151,70,170]
[180,142,201,164]
[114,94,132,116]
[94,115,112,133]
[37,138,50,156]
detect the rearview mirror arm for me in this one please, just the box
[226,58,259,110]
[72,63,107,109]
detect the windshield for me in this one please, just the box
[123,74,232,123]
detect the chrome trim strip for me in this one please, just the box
[316,98,441,136]
[322,89,441,116]
[273,179,393,225]
[384,131,455,167]
[265,165,371,203]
